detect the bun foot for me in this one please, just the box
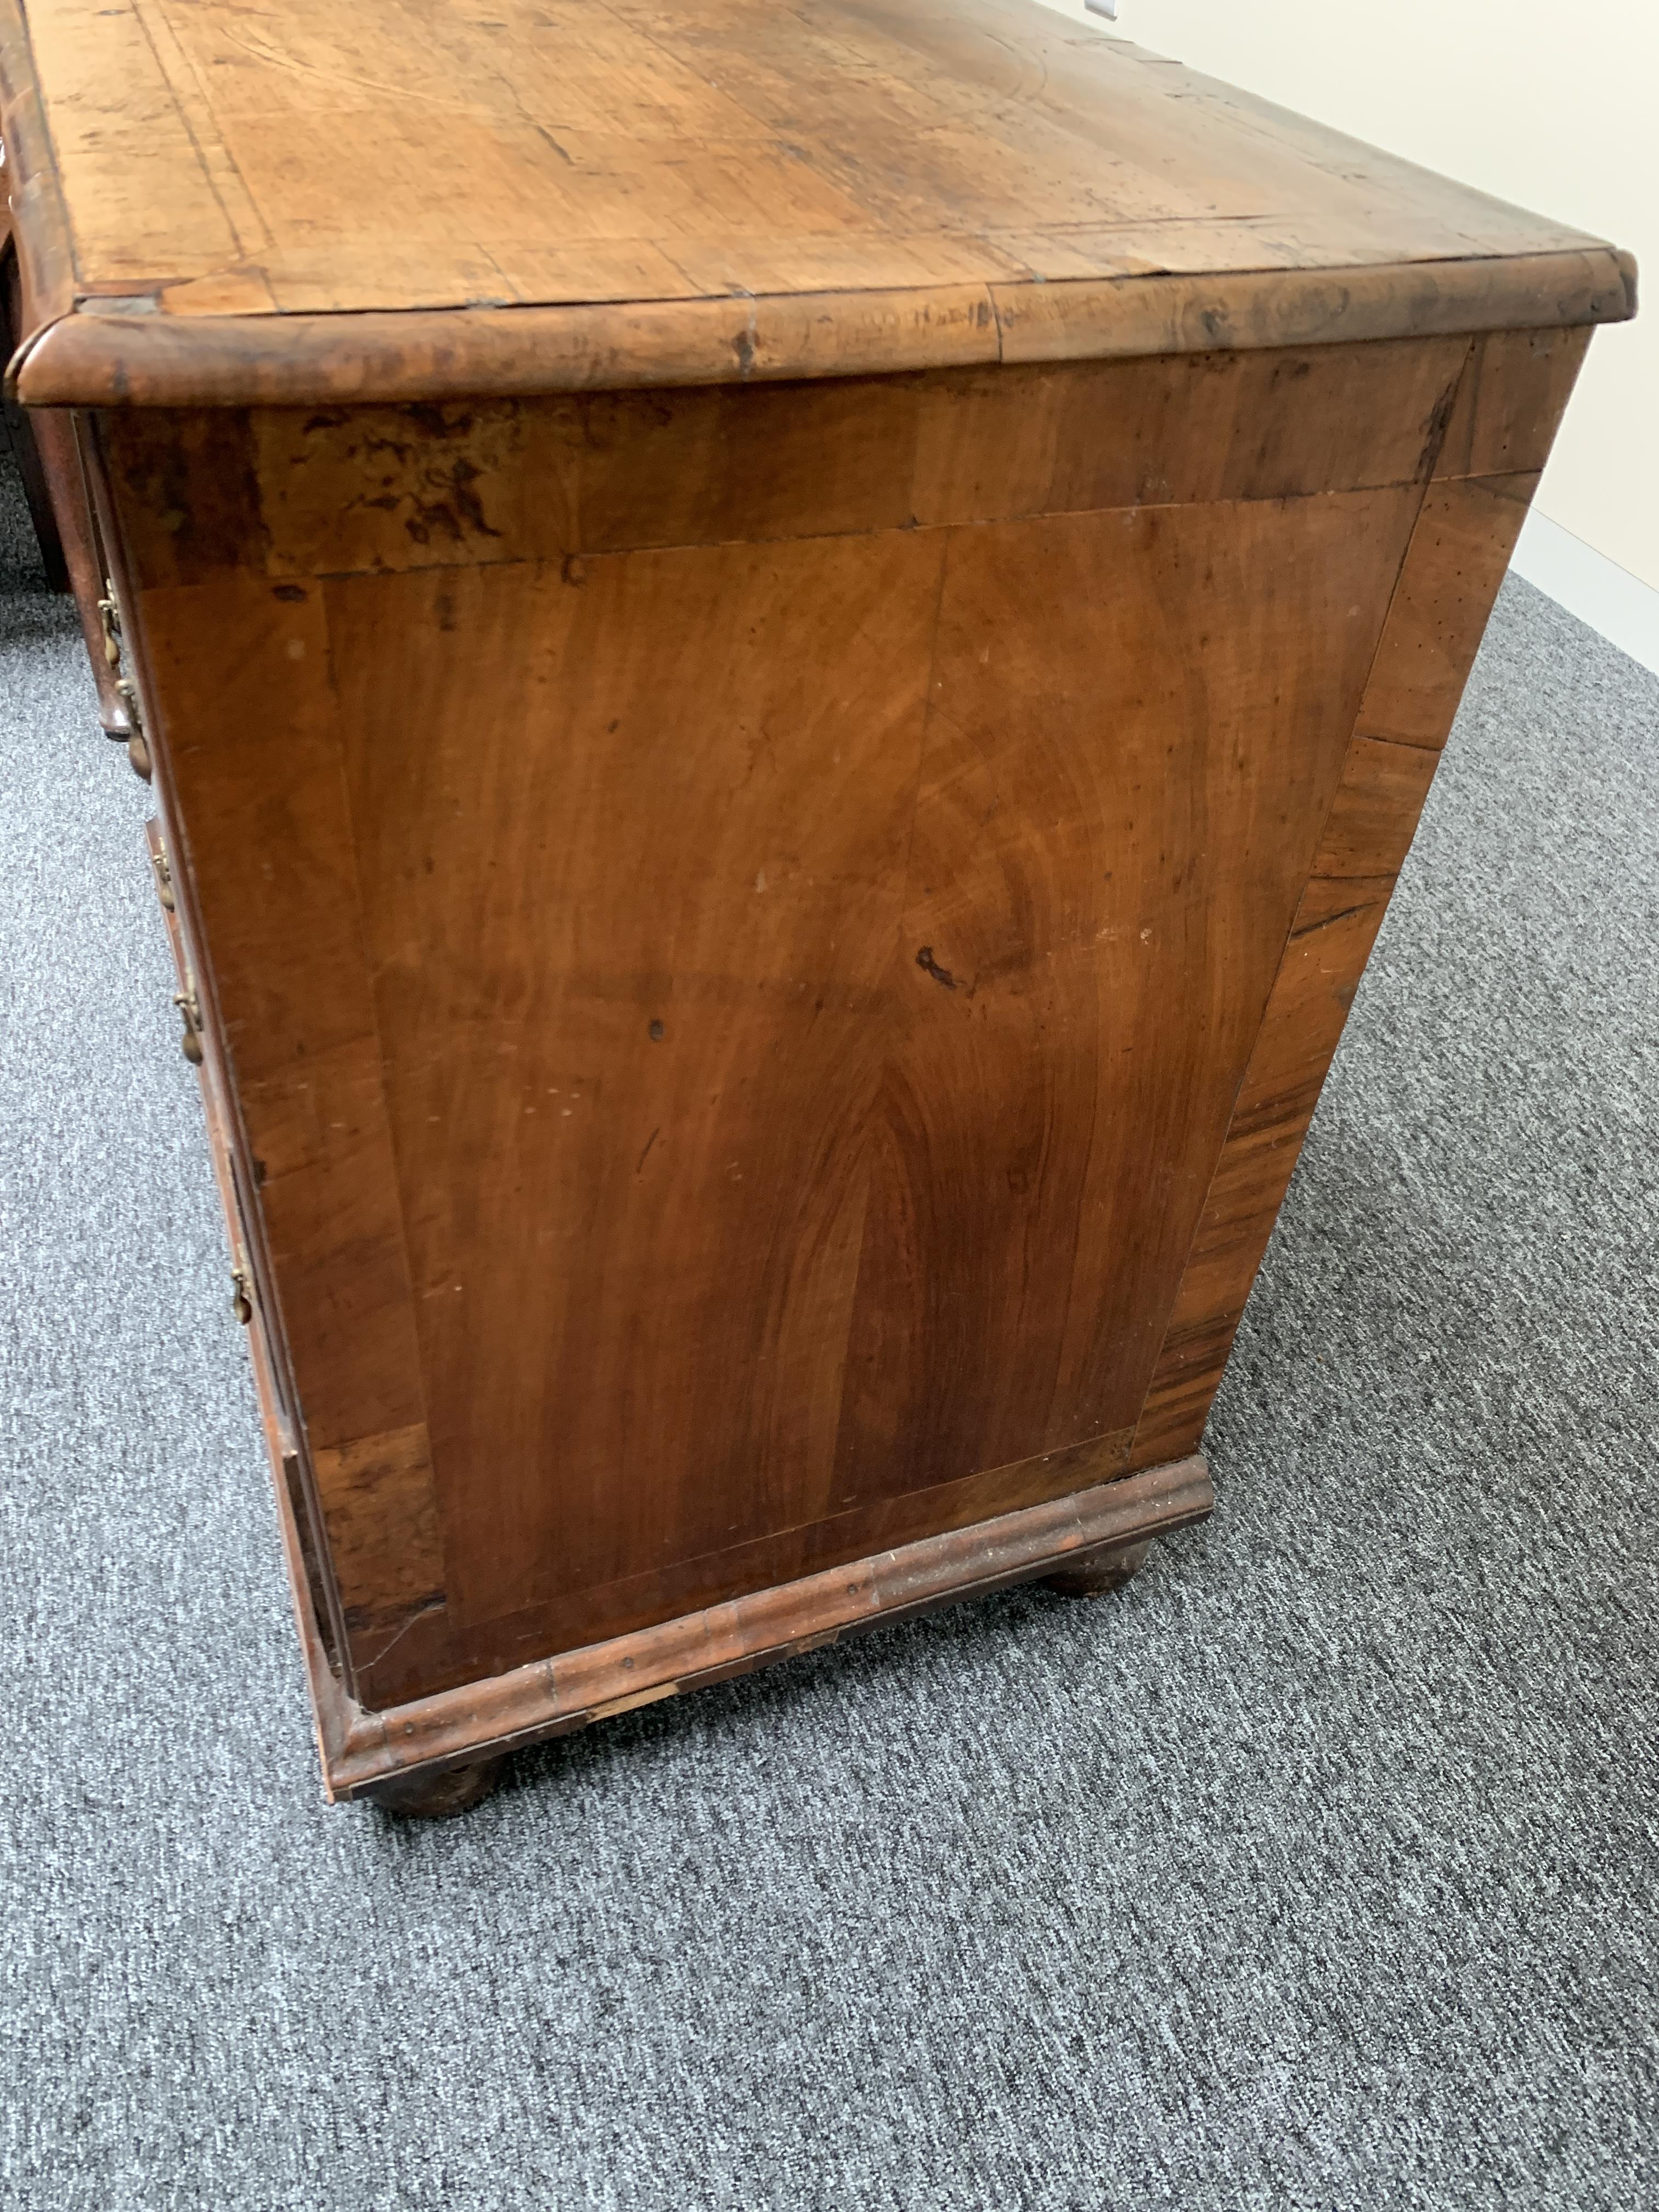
[1044,1537,1152,1598]
[363,1756,506,1819]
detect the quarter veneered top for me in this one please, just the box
[0,0,1635,404]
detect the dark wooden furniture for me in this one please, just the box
[1,0,1633,1814]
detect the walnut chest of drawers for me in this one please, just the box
[0,0,1633,1811]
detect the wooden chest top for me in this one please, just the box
[1,0,1634,406]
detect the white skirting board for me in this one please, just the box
[1510,511,1659,681]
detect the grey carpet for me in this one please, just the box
[2,442,1656,2212]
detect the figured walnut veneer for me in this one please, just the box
[1,0,1630,1804]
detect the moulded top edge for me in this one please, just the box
[7,250,1637,410]
[1,0,1635,407]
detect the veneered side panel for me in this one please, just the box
[1127,342,1583,1470]
[99,341,1457,1703]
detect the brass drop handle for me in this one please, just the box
[150,845,176,912]
[98,587,151,783]
[173,986,204,1065]
[115,679,151,783]
[97,582,122,667]
[230,1269,253,1326]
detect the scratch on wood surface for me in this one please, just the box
[1290,895,1380,939]
[348,1592,446,1674]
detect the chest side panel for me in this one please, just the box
[104,338,1455,1702]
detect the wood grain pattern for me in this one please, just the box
[1127,320,1587,1470]
[0,0,74,323]
[332,531,947,1638]
[37,0,1618,1802]
[144,812,356,1702]
[836,487,1416,1492]
[104,563,452,1669]
[98,341,1440,1708]
[318,1453,1216,1802]
[345,1428,1146,1708]
[1128,893,1400,1468]
[1354,473,1539,753]
[133,879,1215,1797]
[908,338,1472,527]
[1435,326,1592,480]
[115,332,1468,585]
[0,0,1634,406]
[7,0,1624,309]
[15,252,1634,411]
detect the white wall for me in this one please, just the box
[1030,0,1658,647]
